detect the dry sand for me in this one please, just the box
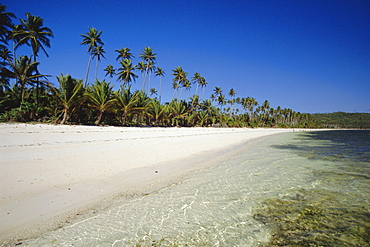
[0,123,315,244]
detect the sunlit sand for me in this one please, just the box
[0,123,319,244]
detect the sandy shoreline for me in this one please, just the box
[0,123,320,244]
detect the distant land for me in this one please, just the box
[312,112,370,129]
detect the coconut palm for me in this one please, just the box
[213,86,222,97]
[91,45,106,79]
[171,81,179,101]
[136,61,146,91]
[183,79,191,99]
[154,67,165,103]
[138,46,156,91]
[228,88,236,117]
[172,66,188,99]
[115,47,134,61]
[14,13,53,104]
[80,27,104,86]
[49,74,84,124]
[14,13,53,59]
[200,76,208,99]
[0,4,15,46]
[115,85,142,125]
[144,60,156,92]
[116,59,138,86]
[191,72,202,95]
[103,64,115,82]
[2,55,47,103]
[85,79,116,125]
[170,100,188,126]
[146,99,167,126]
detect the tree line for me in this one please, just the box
[0,4,319,128]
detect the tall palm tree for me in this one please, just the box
[14,13,53,104]
[80,27,104,86]
[115,47,134,61]
[213,86,222,97]
[14,13,53,59]
[85,79,116,125]
[91,45,106,79]
[228,88,236,117]
[200,76,208,99]
[171,81,179,101]
[117,59,138,86]
[139,46,156,92]
[154,67,165,103]
[172,66,188,99]
[183,79,191,99]
[49,74,84,124]
[136,61,146,91]
[103,64,115,82]
[191,72,202,95]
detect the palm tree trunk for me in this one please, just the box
[159,77,162,103]
[60,109,68,124]
[95,57,98,80]
[85,54,92,87]
[95,110,103,125]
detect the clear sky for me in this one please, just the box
[4,0,370,113]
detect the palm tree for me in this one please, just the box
[117,59,138,86]
[80,27,104,86]
[49,74,84,124]
[136,61,146,91]
[191,72,202,95]
[200,76,208,99]
[2,55,47,103]
[172,66,188,99]
[228,88,236,117]
[85,79,116,125]
[103,64,115,82]
[115,85,142,125]
[0,4,15,46]
[115,47,134,61]
[146,99,167,126]
[139,46,156,92]
[14,13,53,104]
[183,79,191,99]
[0,46,13,88]
[213,86,222,97]
[91,45,106,79]
[14,13,53,59]
[150,88,157,97]
[154,67,165,103]
[171,81,179,101]
[170,100,188,126]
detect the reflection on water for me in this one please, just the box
[23,131,370,246]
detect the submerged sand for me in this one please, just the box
[0,123,316,244]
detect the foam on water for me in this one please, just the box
[22,131,370,246]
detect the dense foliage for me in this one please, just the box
[0,4,324,128]
[312,112,370,129]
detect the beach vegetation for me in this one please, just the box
[3,3,361,128]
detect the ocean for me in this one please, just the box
[23,130,370,246]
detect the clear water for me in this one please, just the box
[22,131,370,246]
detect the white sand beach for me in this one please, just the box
[0,123,315,244]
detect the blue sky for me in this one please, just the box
[5,0,370,113]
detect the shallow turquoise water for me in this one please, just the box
[23,131,370,246]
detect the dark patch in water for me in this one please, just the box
[253,189,370,246]
[255,131,370,246]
